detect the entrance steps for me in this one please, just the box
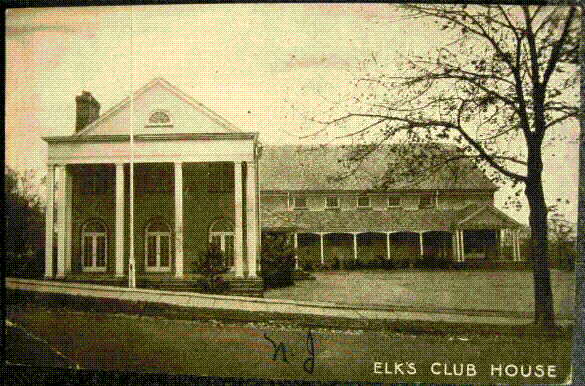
[229,278,264,297]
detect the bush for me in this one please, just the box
[6,249,45,279]
[331,257,341,270]
[302,261,314,272]
[261,232,295,289]
[191,244,230,294]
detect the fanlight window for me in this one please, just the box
[81,220,107,272]
[146,110,172,126]
[145,220,171,272]
[209,218,235,268]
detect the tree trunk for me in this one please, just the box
[525,144,555,328]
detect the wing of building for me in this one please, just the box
[42,78,522,290]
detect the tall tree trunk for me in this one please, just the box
[525,143,555,328]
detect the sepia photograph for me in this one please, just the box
[5,3,581,384]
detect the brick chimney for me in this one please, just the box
[75,91,100,132]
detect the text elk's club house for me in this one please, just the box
[43,78,523,295]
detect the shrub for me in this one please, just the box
[192,244,230,294]
[261,232,295,289]
[302,261,314,272]
[6,249,44,279]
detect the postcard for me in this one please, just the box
[5,3,579,384]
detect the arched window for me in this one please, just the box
[81,220,107,272]
[209,218,234,268]
[145,219,172,272]
[145,110,173,127]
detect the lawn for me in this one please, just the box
[264,269,575,318]
[5,305,573,383]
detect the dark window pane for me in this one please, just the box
[160,236,169,267]
[388,196,400,207]
[357,196,370,207]
[326,197,338,208]
[294,197,307,208]
[96,236,106,267]
[225,235,234,266]
[83,237,93,267]
[147,236,157,266]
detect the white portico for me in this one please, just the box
[43,78,260,282]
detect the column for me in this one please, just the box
[234,162,244,277]
[459,230,465,262]
[44,164,55,278]
[294,233,299,270]
[174,162,184,278]
[246,161,258,278]
[319,233,324,266]
[64,166,72,273]
[419,232,424,258]
[56,165,66,278]
[516,230,521,261]
[386,232,391,261]
[115,163,125,277]
[452,231,459,262]
[512,229,518,261]
[353,233,358,261]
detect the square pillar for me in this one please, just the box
[319,233,324,266]
[56,165,66,278]
[452,231,458,261]
[353,233,358,261]
[246,161,258,278]
[44,164,55,278]
[174,162,184,278]
[294,233,299,270]
[459,230,465,262]
[64,166,72,273]
[386,232,391,261]
[115,163,125,277]
[419,232,424,258]
[234,161,244,277]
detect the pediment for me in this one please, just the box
[458,205,520,229]
[76,78,240,137]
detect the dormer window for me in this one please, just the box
[419,195,434,209]
[326,196,339,209]
[145,110,173,127]
[292,196,307,209]
[357,196,370,208]
[388,195,401,207]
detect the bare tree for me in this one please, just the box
[314,5,579,328]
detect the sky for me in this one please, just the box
[5,4,580,225]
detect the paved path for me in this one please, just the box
[5,278,573,326]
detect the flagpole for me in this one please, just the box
[128,8,136,289]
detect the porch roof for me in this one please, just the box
[261,204,520,234]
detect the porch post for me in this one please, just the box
[319,233,324,266]
[516,230,521,261]
[294,232,299,270]
[460,230,465,262]
[44,164,55,278]
[115,163,125,277]
[64,166,72,273]
[419,231,424,258]
[56,165,66,278]
[246,161,258,278]
[353,233,358,261]
[386,232,391,261]
[452,231,458,262]
[234,161,244,277]
[174,162,184,278]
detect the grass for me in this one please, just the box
[5,304,573,383]
[265,269,575,318]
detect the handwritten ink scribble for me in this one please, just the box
[263,329,315,374]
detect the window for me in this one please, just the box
[419,195,434,209]
[81,220,107,272]
[208,162,234,193]
[145,110,172,127]
[209,218,235,268]
[357,196,370,208]
[326,196,339,208]
[292,196,307,209]
[388,195,401,207]
[145,220,171,272]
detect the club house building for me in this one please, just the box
[43,78,523,291]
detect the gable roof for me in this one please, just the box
[259,145,498,192]
[457,203,522,228]
[75,77,241,136]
